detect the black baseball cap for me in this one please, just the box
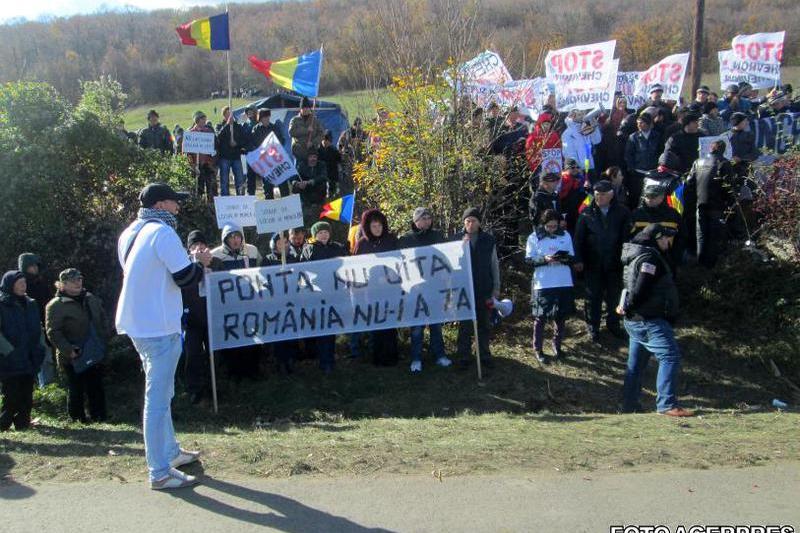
[139,183,190,208]
[642,223,678,241]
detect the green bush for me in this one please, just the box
[0,79,193,305]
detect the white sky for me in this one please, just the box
[1,1,266,23]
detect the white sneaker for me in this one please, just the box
[410,360,422,373]
[170,448,201,468]
[150,468,199,490]
[435,356,453,367]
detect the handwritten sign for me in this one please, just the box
[698,132,733,160]
[213,195,257,229]
[546,40,616,92]
[554,59,618,112]
[718,50,779,90]
[206,242,477,350]
[254,195,304,234]
[730,32,784,81]
[540,148,563,174]
[182,131,216,155]
[616,71,646,109]
[246,132,298,185]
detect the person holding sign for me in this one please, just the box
[525,112,561,177]
[398,207,453,373]
[301,221,349,374]
[455,208,500,370]
[525,209,576,364]
[184,111,218,201]
[216,106,247,196]
[354,209,400,367]
[561,110,601,185]
[249,108,288,199]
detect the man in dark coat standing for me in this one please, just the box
[573,181,632,343]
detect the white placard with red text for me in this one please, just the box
[545,40,617,91]
[634,53,690,101]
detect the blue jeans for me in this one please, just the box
[131,334,182,482]
[410,324,445,362]
[218,158,245,196]
[622,319,681,413]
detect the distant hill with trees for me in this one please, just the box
[0,0,797,105]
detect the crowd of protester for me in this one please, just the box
[2,82,797,450]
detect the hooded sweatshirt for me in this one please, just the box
[525,113,562,171]
[0,271,45,378]
[210,222,262,270]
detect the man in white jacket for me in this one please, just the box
[561,110,602,185]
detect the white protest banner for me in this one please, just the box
[455,50,513,86]
[718,50,777,90]
[540,148,563,174]
[469,78,549,111]
[246,132,298,186]
[731,32,784,81]
[206,241,477,351]
[698,132,733,160]
[616,71,647,109]
[545,40,616,91]
[635,53,690,101]
[554,59,618,112]
[254,194,304,235]
[182,131,216,155]
[213,195,258,229]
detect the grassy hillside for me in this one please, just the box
[122,89,395,132]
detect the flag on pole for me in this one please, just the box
[667,183,685,215]
[248,49,324,98]
[176,13,230,51]
[578,193,593,214]
[320,194,354,223]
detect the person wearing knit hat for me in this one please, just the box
[0,270,45,431]
[455,207,500,372]
[301,219,347,374]
[180,229,220,405]
[661,110,703,174]
[718,82,752,123]
[398,207,450,373]
[17,253,54,386]
[624,111,662,209]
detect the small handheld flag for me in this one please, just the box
[248,49,324,98]
[667,183,685,215]
[578,193,593,214]
[320,194,354,223]
[175,13,230,51]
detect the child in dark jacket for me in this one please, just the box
[0,271,45,431]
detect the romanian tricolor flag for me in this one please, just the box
[176,13,230,51]
[248,49,324,98]
[320,194,354,224]
[578,193,593,214]
[667,183,685,215]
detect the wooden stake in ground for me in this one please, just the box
[473,318,482,381]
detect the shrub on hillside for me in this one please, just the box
[0,79,192,305]
[752,147,800,262]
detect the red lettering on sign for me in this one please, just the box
[668,63,682,82]
[591,50,604,69]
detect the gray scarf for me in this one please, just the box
[138,208,177,229]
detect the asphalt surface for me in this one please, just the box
[1,463,798,532]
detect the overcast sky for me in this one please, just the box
[1,1,268,23]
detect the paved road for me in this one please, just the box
[1,463,798,532]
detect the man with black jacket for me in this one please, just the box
[618,223,692,417]
[181,231,222,405]
[216,106,247,196]
[138,110,174,155]
[529,172,563,227]
[686,140,735,268]
[248,108,288,198]
[662,112,702,174]
[573,180,632,343]
[624,113,662,208]
[398,207,452,373]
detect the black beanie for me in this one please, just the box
[186,230,208,249]
[462,207,482,222]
